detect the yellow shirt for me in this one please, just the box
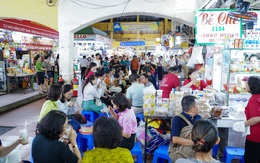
[38,100,58,122]
[82,147,134,163]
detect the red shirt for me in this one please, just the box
[245,94,260,142]
[85,70,95,80]
[183,79,208,91]
[160,73,180,98]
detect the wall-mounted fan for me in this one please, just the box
[228,0,258,23]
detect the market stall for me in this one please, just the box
[0,18,58,94]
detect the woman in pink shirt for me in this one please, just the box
[109,93,137,150]
[85,62,97,80]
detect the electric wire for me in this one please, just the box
[70,0,129,9]
[144,0,166,3]
[121,0,131,17]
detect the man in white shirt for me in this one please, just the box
[80,55,88,80]
[167,55,176,68]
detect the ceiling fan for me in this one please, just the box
[228,0,258,23]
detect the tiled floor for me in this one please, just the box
[0,82,84,161]
[0,79,154,162]
[0,98,45,161]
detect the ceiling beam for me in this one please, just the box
[250,0,260,6]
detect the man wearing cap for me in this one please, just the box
[159,66,180,98]
[130,55,140,74]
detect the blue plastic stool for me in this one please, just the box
[98,113,110,118]
[30,138,34,163]
[81,110,98,123]
[77,132,94,152]
[152,145,172,163]
[223,146,245,163]
[130,142,143,163]
[212,144,219,158]
[135,113,144,122]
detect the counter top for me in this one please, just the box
[215,116,245,128]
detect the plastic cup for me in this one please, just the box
[19,129,28,144]
[156,90,163,96]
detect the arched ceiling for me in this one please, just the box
[59,0,207,34]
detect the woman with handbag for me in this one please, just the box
[58,84,81,131]
[82,75,104,114]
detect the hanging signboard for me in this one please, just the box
[114,22,159,31]
[0,19,59,39]
[120,41,145,46]
[74,34,95,41]
[195,10,242,44]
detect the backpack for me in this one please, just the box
[168,114,195,162]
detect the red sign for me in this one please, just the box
[0,19,59,39]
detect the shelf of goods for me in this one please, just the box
[143,87,216,120]
[221,49,260,118]
[0,61,6,91]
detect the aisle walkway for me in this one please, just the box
[0,79,84,161]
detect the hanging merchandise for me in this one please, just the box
[187,46,204,67]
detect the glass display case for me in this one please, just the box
[221,49,260,112]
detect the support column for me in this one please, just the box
[110,18,114,40]
[164,18,168,34]
[59,30,74,83]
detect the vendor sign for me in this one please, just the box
[0,19,58,39]
[120,41,145,46]
[195,10,242,44]
[114,22,159,31]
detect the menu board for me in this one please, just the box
[195,10,242,44]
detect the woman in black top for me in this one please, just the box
[32,110,82,163]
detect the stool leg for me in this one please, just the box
[152,155,158,163]
[137,153,142,163]
[87,135,94,150]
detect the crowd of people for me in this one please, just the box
[1,51,260,163]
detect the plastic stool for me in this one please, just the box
[98,113,110,118]
[135,113,144,122]
[130,142,143,163]
[212,144,219,158]
[152,145,172,163]
[77,132,94,152]
[81,110,98,123]
[223,146,245,163]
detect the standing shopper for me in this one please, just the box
[80,56,88,81]
[85,62,97,80]
[157,56,164,81]
[43,55,54,91]
[244,76,260,163]
[130,55,140,74]
[35,54,46,94]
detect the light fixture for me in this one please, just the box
[155,37,161,42]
